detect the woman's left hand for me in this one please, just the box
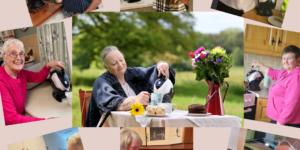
[157,62,169,77]
[46,61,65,70]
[174,0,189,5]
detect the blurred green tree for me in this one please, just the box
[72,12,197,69]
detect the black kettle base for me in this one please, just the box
[52,92,66,102]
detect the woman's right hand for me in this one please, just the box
[251,62,261,70]
[135,91,150,105]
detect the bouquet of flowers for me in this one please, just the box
[189,46,233,84]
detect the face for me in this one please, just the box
[276,145,292,150]
[127,139,140,150]
[103,50,127,77]
[282,52,300,72]
[3,43,25,72]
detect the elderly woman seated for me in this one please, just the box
[85,46,176,127]
[67,133,84,150]
[120,128,143,150]
[0,39,65,125]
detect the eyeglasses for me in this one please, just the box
[5,52,25,58]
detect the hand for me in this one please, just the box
[135,91,150,105]
[46,61,65,70]
[251,62,261,70]
[157,62,169,77]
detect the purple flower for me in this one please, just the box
[205,52,210,58]
[219,56,223,59]
[195,57,200,62]
[216,59,222,62]
[209,60,217,65]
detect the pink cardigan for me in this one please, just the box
[267,67,300,125]
[0,65,51,125]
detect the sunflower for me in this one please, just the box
[129,103,145,116]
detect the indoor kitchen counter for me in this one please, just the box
[121,0,152,11]
[25,81,72,119]
[249,85,269,99]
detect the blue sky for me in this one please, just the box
[192,12,244,34]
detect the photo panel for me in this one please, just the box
[0,21,72,126]
[120,0,192,12]
[120,127,193,149]
[72,11,244,128]
[242,128,300,150]
[244,23,300,128]
[7,126,83,150]
[25,0,104,27]
[211,0,290,28]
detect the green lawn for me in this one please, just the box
[72,66,244,127]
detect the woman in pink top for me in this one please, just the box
[252,45,300,128]
[0,39,65,126]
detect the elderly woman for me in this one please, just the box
[153,0,188,12]
[85,46,175,127]
[120,128,143,150]
[252,45,300,127]
[62,0,102,17]
[67,133,84,150]
[0,39,65,125]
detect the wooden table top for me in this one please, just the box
[140,143,193,150]
[29,2,62,28]
[25,81,72,119]
[242,8,282,25]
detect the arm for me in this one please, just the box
[117,92,150,111]
[277,75,300,125]
[0,82,45,125]
[117,97,135,111]
[251,62,270,74]
[25,65,51,83]
[84,0,102,13]
[94,78,127,114]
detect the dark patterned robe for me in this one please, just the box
[85,65,176,127]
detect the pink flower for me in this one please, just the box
[194,46,205,55]
[189,52,195,58]
[216,46,221,48]
[200,53,205,59]
[192,59,196,67]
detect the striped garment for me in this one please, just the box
[153,0,187,12]
[62,0,98,18]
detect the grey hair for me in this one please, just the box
[120,128,142,150]
[67,133,84,150]
[100,46,124,67]
[276,140,295,150]
[1,39,24,66]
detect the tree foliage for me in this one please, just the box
[72,12,244,70]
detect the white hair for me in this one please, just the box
[67,133,84,150]
[120,128,142,150]
[100,46,124,67]
[1,39,24,66]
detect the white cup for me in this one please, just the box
[65,92,72,106]
[157,103,177,113]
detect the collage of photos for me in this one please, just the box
[0,0,300,149]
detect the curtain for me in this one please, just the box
[37,22,72,81]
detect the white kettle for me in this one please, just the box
[153,74,175,103]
